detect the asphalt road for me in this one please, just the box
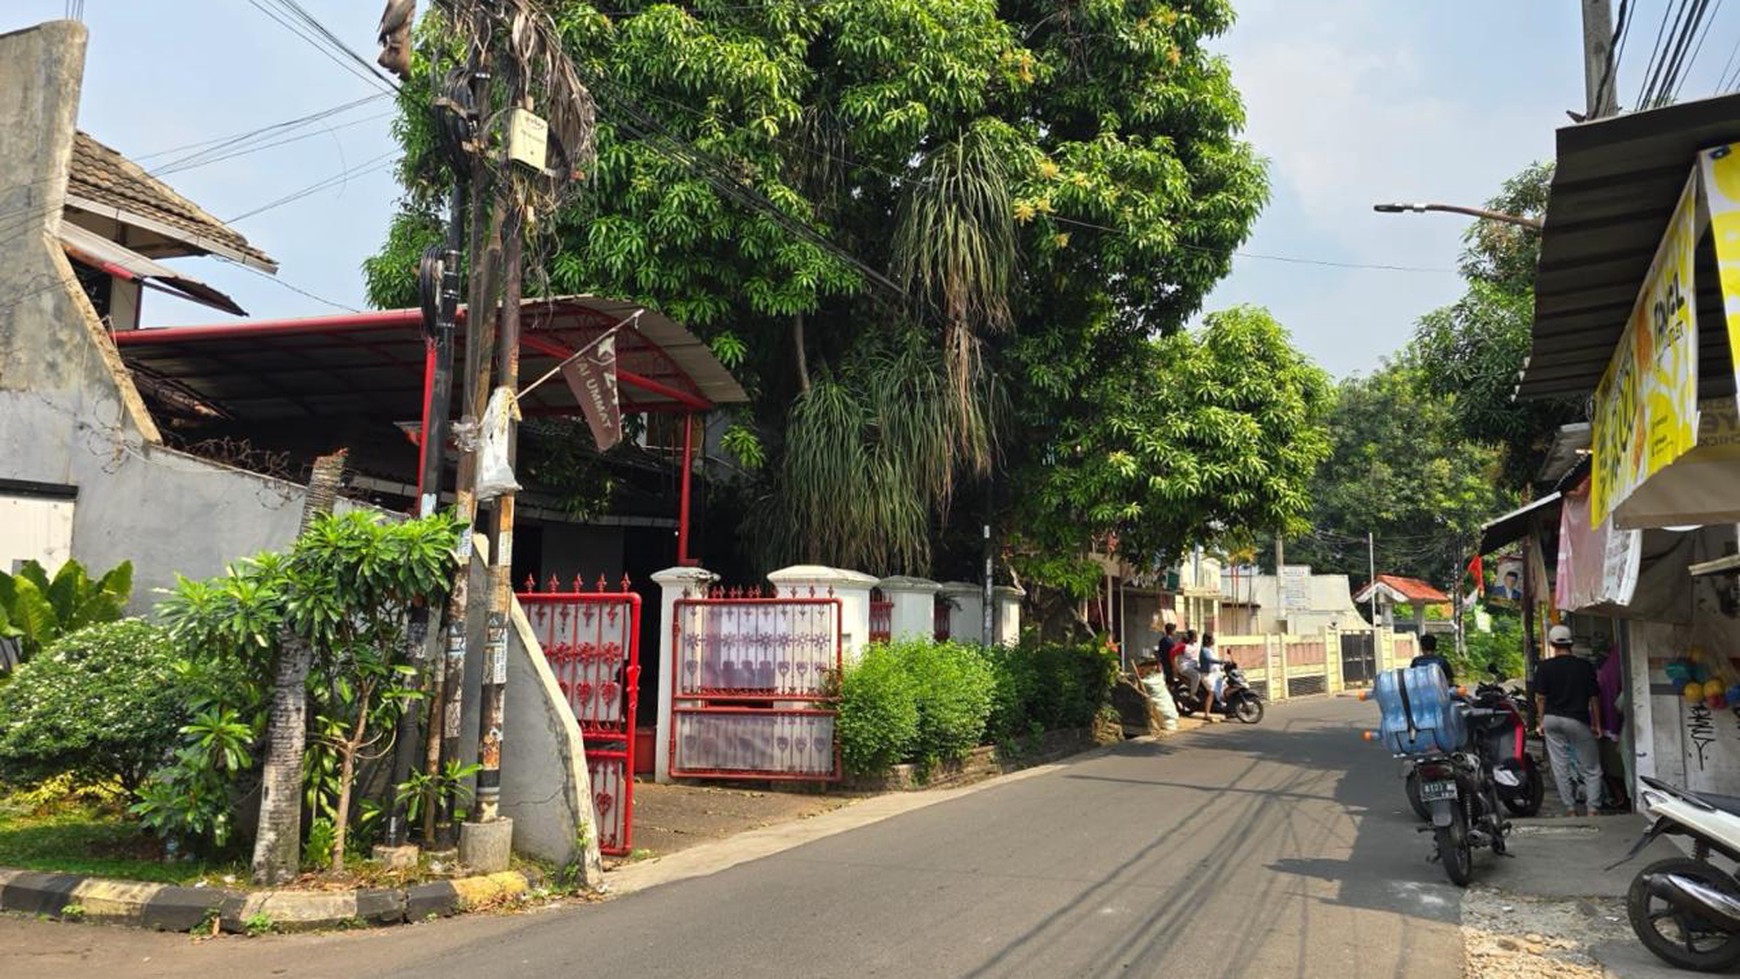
[1,696,1466,978]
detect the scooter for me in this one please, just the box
[1617,777,1740,972]
[1403,666,1543,820]
[1170,660,1265,724]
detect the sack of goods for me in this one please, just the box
[1372,665,1466,756]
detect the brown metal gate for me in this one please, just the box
[519,577,641,855]
[1340,630,1378,687]
[670,586,842,781]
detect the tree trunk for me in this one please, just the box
[330,696,368,874]
[250,450,347,886]
[792,312,810,393]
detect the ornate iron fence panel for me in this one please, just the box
[519,576,641,855]
[670,587,842,781]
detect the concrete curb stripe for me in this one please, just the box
[448,871,531,910]
[0,868,531,932]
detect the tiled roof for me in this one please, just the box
[67,131,275,270]
[1358,574,1450,604]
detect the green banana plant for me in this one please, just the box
[0,558,132,670]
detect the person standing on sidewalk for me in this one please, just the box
[1534,625,1605,815]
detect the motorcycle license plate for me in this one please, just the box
[1419,779,1458,803]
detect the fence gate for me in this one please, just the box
[670,585,843,781]
[519,576,641,856]
[1340,630,1378,687]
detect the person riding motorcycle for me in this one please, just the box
[1409,633,1454,686]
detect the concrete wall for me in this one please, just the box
[0,21,338,610]
[1216,573,1364,634]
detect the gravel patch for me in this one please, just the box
[1462,885,1631,978]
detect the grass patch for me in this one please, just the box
[0,795,238,885]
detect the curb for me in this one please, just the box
[0,866,536,933]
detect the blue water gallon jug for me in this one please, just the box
[1371,665,1466,756]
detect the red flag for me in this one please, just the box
[1464,553,1484,606]
[562,334,622,451]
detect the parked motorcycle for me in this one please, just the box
[1170,659,1265,724]
[1366,665,1513,887]
[1403,665,1543,821]
[1617,777,1740,972]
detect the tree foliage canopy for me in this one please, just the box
[373,0,1289,580]
[1283,358,1515,588]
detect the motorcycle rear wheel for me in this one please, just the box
[1405,770,1431,821]
[1500,760,1545,818]
[1234,696,1264,724]
[1627,858,1740,972]
[1436,809,1474,887]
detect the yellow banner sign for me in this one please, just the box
[1701,144,1740,419]
[1590,170,1701,527]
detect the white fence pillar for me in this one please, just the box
[879,575,941,641]
[768,565,878,663]
[651,565,718,784]
[938,582,983,643]
[993,585,1025,647]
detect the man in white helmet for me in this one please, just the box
[1534,624,1605,816]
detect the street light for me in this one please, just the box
[1373,201,1543,231]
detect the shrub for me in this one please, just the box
[838,644,920,776]
[902,640,995,765]
[984,639,1119,742]
[0,558,132,670]
[0,619,185,790]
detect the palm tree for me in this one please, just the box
[763,126,1016,574]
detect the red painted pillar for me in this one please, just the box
[413,337,436,508]
[677,412,695,566]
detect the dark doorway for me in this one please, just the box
[1340,631,1378,686]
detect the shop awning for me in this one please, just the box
[110,296,748,423]
[60,220,246,316]
[1519,93,1740,403]
[1478,492,1562,555]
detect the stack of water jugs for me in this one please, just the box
[1368,665,1465,756]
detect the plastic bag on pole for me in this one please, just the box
[475,386,521,501]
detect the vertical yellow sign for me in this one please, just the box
[1701,144,1740,419]
[1589,169,1701,527]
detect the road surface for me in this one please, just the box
[0,696,1465,978]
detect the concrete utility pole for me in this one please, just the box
[1366,531,1377,627]
[1583,0,1619,120]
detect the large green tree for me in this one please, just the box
[1008,306,1332,606]
[1411,162,1581,489]
[372,0,1268,576]
[1282,358,1514,590]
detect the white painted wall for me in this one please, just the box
[0,494,75,572]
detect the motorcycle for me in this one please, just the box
[1411,704,1514,887]
[1403,665,1543,821]
[1170,659,1265,724]
[1617,777,1740,972]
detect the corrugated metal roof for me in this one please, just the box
[1520,93,1740,401]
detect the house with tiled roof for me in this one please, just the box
[1353,574,1453,634]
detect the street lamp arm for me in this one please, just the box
[1372,201,1543,231]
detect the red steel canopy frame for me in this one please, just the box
[111,296,746,563]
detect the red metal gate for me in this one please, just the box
[519,576,640,856]
[670,585,842,780]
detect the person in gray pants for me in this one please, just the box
[1533,625,1605,816]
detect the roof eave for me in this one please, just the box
[65,194,279,273]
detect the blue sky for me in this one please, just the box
[8,1,1737,377]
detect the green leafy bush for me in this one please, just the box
[903,640,995,765]
[0,619,185,789]
[838,644,920,776]
[984,639,1119,742]
[0,559,132,669]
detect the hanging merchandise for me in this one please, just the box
[476,386,522,501]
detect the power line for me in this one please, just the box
[148,94,390,174]
[213,256,361,313]
[225,150,401,224]
[155,111,396,177]
[245,0,399,96]
[1595,0,1633,113]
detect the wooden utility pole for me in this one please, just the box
[1583,0,1619,119]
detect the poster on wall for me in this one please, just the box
[1279,565,1311,613]
[1590,169,1701,529]
[1488,555,1524,603]
[1555,477,1641,612]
